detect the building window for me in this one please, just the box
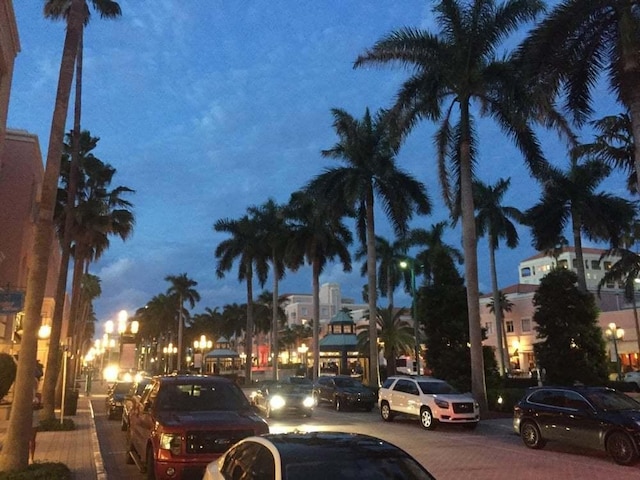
[521,318,531,332]
[321,307,329,317]
[301,307,308,316]
[558,259,568,269]
[572,258,578,268]
[591,260,601,270]
[604,261,612,271]
[484,322,493,335]
[521,267,532,277]
[506,321,515,333]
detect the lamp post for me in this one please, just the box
[400,259,421,375]
[605,322,625,380]
[298,343,309,377]
[194,335,213,373]
[163,343,178,373]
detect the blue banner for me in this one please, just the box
[0,292,24,314]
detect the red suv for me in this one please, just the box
[126,375,269,480]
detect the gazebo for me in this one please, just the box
[319,310,366,379]
[204,337,240,374]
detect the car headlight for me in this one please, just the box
[435,399,450,409]
[159,433,182,455]
[269,395,286,410]
[303,396,314,408]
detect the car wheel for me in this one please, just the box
[420,407,436,430]
[380,402,394,422]
[145,446,156,480]
[335,396,342,412]
[606,431,638,465]
[520,420,546,449]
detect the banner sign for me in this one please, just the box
[0,292,24,314]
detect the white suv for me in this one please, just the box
[623,371,640,391]
[378,376,480,430]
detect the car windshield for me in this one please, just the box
[156,382,250,412]
[333,377,360,388]
[584,390,640,411]
[418,381,459,395]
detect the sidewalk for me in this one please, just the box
[0,393,104,480]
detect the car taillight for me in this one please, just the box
[160,433,182,455]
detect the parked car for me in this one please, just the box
[513,385,640,465]
[623,371,640,391]
[121,376,152,431]
[126,374,269,479]
[378,375,479,430]
[202,431,436,480]
[105,381,133,420]
[313,375,376,411]
[252,380,314,418]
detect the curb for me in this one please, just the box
[88,399,107,480]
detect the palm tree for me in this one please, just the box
[307,107,431,385]
[473,178,523,376]
[0,1,82,470]
[525,157,636,292]
[407,222,463,286]
[354,0,555,411]
[247,199,291,380]
[165,274,200,371]
[356,306,415,377]
[215,215,269,383]
[355,236,409,310]
[577,113,636,194]
[220,303,247,342]
[519,0,640,192]
[597,248,640,361]
[486,290,514,373]
[285,190,353,381]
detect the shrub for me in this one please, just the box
[0,462,71,480]
[0,353,17,402]
[487,387,527,413]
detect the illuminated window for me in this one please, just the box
[558,259,569,269]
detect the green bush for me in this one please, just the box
[0,353,17,402]
[38,418,75,431]
[0,462,71,480]
[487,387,527,413]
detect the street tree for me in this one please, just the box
[165,274,200,372]
[307,107,431,386]
[533,268,608,385]
[354,0,546,411]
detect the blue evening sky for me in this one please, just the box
[8,1,625,325]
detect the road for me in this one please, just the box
[91,395,639,479]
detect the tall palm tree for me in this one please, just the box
[307,107,431,385]
[220,303,247,342]
[597,247,640,361]
[525,157,636,292]
[407,222,463,286]
[355,236,409,310]
[247,199,290,380]
[354,0,551,411]
[165,273,200,371]
[473,178,523,376]
[285,190,353,381]
[356,306,415,377]
[519,0,640,192]
[215,215,269,382]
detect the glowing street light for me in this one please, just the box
[400,258,421,375]
[298,343,309,377]
[193,335,212,373]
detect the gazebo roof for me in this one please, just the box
[329,310,354,325]
[319,333,358,351]
[204,348,239,359]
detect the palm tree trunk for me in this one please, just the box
[0,0,82,471]
[386,265,394,311]
[272,265,279,381]
[459,102,487,413]
[41,28,84,422]
[488,237,507,376]
[366,188,379,386]
[244,264,254,383]
[177,293,183,371]
[571,208,587,292]
[312,258,321,381]
[632,292,640,368]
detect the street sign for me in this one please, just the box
[0,291,24,314]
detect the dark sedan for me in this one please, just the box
[105,380,133,420]
[203,432,435,480]
[513,385,640,465]
[313,375,376,412]
[252,380,314,418]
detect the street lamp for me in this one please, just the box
[194,335,213,373]
[400,258,421,375]
[163,343,178,373]
[298,343,309,377]
[605,322,625,380]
